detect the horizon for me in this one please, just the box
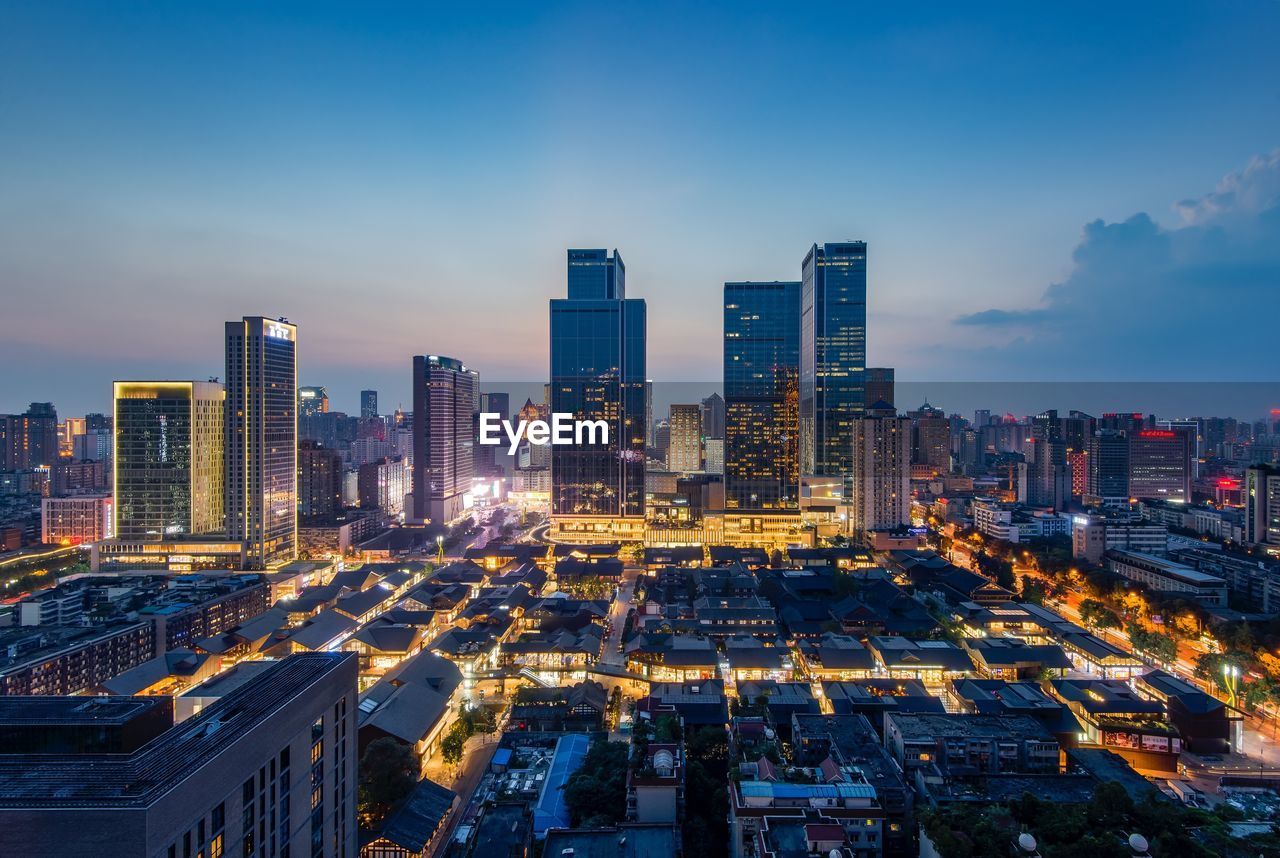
[4,3,1280,415]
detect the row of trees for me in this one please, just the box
[441,703,497,767]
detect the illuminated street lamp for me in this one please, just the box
[436,534,444,564]
[1223,663,1241,707]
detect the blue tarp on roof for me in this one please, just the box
[533,733,589,836]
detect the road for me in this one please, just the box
[599,565,641,668]
[428,729,503,857]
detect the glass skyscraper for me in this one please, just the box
[800,242,868,496]
[113,381,224,541]
[550,249,646,519]
[724,281,800,511]
[225,316,297,568]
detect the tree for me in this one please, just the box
[1079,599,1121,632]
[357,738,418,826]
[441,727,466,767]
[563,741,628,827]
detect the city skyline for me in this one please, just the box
[5,3,1280,416]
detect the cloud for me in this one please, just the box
[952,149,1280,379]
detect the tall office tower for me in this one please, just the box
[1087,430,1130,504]
[113,381,224,542]
[866,368,895,410]
[1244,464,1280,550]
[1063,411,1095,452]
[550,249,646,520]
[654,420,671,462]
[514,399,551,468]
[645,380,655,446]
[411,355,474,524]
[0,652,357,858]
[700,393,726,441]
[360,389,379,419]
[298,385,329,418]
[85,412,110,432]
[1158,418,1202,479]
[958,428,983,476]
[908,402,950,471]
[225,316,298,568]
[724,281,800,511]
[800,242,867,496]
[1031,410,1062,443]
[1,403,59,470]
[480,392,510,424]
[1068,449,1089,498]
[850,403,911,533]
[1028,438,1069,511]
[1129,427,1192,502]
[974,410,992,429]
[298,440,343,517]
[703,438,725,475]
[667,405,703,473]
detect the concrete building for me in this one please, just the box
[667,404,702,473]
[0,652,357,858]
[1107,550,1228,607]
[411,355,474,525]
[850,405,911,535]
[1245,463,1280,553]
[41,494,113,545]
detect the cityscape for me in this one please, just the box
[4,4,1280,858]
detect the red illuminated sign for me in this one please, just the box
[1137,430,1176,439]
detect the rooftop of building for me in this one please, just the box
[0,652,354,806]
[886,711,1054,741]
[542,823,678,858]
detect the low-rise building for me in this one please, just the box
[1107,549,1228,607]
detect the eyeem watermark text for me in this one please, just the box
[478,413,609,453]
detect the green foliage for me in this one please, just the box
[357,738,418,826]
[563,741,629,827]
[1079,598,1122,631]
[1126,621,1177,663]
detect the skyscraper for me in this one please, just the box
[1129,428,1192,502]
[1,403,59,470]
[667,404,702,473]
[113,381,225,541]
[411,355,474,524]
[225,316,298,568]
[550,249,646,526]
[360,389,379,419]
[298,440,343,517]
[850,403,911,534]
[700,393,725,441]
[1244,464,1280,551]
[298,385,329,418]
[800,242,868,496]
[1087,429,1130,504]
[724,280,800,511]
[908,402,950,472]
[866,368,895,410]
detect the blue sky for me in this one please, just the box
[3,2,1279,414]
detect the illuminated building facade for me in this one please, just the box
[113,381,225,542]
[724,280,800,512]
[667,404,702,473]
[225,316,298,568]
[1244,464,1280,551]
[360,389,378,419]
[550,248,646,524]
[298,440,344,517]
[850,404,911,534]
[800,242,867,496]
[1129,428,1192,503]
[298,385,328,418]
[411,354,474,524]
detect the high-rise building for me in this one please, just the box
[908,402,950,472]
[974,409,992,428]
[1028,437,1068,511]
[724,280,800,512]
[360,389,379,419]
[550,249,646,523]
[0,652,358,858]
[225,316,298,568]
[700,393,725,441]
[42,494,114,545]
[358,456,408,517]
[850,404,911,534]
[474,392,511,478]
[654,420,671,463]
[800,242,867,496]
[1244,464,1280,551]
[298,440,344,517]
[1129,428,1192,503]
[113,381,225,541]
[411,355,474,524]
[72,429,112,466]
[1086,430,1130,505]
[703,438,725,475]
[866,368,895,410]
[298,385,329,417]
[1,403,59,470]
[667,404,702,473]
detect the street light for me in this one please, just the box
[436,534,445,564]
